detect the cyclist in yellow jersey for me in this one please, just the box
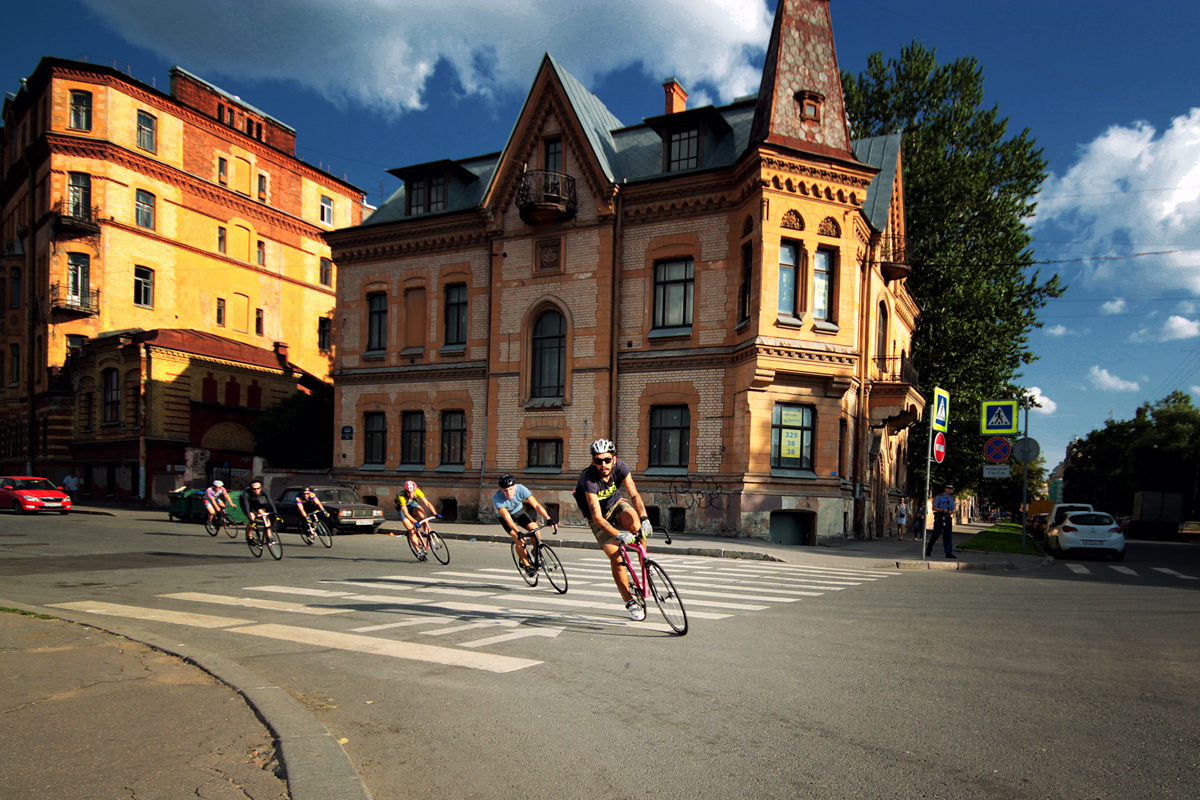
[394,480,439,560]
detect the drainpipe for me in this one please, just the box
[24,153,37,475]
[854,230,874,537]
[608,186,623,441]
[140,343,151,504]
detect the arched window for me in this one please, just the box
[102,368,120,423]
[531,310,565,398]
[876,301,889,371]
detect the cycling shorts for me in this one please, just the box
[502,511,535,535]
[587,498,634,545]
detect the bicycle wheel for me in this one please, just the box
[224,516,237,538]
[408,530,424,560]
[204,516,218,536]
[539,544,568,594]
[646,560,688,635]
[512,541,538,586]
[315,518,333,548]
[266,529,283,560]
[428,531,450,564]
[247,527,263,558]
[301,521,316,546]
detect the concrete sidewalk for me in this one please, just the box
[27,502,1048,800]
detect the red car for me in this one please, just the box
[0,476,72,514]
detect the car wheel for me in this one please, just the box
[13,501,24,515]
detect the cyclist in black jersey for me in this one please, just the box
[239,479,278,544]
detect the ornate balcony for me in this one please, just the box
[52,200,102,238]
[876,234,910,282]
[874,354,919,386]
[515,170,576,225]
[50,282,100,316]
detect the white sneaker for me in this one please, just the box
[626,599,646,621]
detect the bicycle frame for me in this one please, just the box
[615,529,687,635]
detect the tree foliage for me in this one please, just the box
[1065,392,1200,516]
[842,42,1064,496]
[251,384,334,469]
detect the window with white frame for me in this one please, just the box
[653,258,694,330]
[134,266,154,308]
[135,190,155,229]
[320,195,334,225]
[136,111,156,152]
[69,91,92,131]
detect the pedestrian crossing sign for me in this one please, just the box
[932,388,949,433]
[980,399,1019,435]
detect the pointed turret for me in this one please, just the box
[750,0,854,160]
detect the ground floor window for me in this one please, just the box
[771,404,814,470]
[649,405,690,468]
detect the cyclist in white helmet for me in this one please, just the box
[573,439,654,620]
[394,480,439,560]
[203,480,231,528]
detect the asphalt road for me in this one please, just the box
[3,510,1198,799]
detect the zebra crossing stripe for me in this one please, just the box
[49,601,253,628]
[459,629,564,648]
[351,618,453,632]
[1110,566,1138,575]
[228,623,542,673]
[1152,568,1198,579]
[1065,564,1090,574]
[159,592,350,615]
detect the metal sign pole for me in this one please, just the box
[923,402,933,562]
[1020,398,1030,555]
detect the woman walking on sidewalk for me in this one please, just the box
[896,498,908,540]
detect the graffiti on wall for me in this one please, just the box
[665,475,730,511]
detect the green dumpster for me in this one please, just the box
[168,488,204,522]
[225,490,248,524]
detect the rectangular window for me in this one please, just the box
[738,242,753,323]
[217,157,228,184]
[440,410,466,465]
[81,391,93,432]
[653,258,694,329]
[8,269,19,308]
[255,122,262,140]
[771,404,815,471]
[401,411,425,465]
[649,406,690,468]
[217,103,224,124]
[444,284,467,346]
[246,117,255,136]
[544,137,562,173]
[778,241,799,317]
[320,195,334,225]
[363,412,386,465]
[429,176,446,212]
[135,190,155,229]
[8,344,18,385]
[408,179,425,215]
[527,438,563,468]
[67,253,90,303]
[813,249,834,322]
[69,90,92,131]
[668,128,699,171]
[217,226,226,254]
[226,107,234,126]
[367,292,388,352]
[255,308,264,336]
[103,369,120,423]
[256,240,265,265]
[68,172,91,218]
[319,258,332,286]
[216,298,226,327]
[317,317,331,351]
[134,266,154,308]
[258,173,268,200]
[136,111,156,152]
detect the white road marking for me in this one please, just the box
[229,623,541,673]
[242,585,354,597]
[1065,563,1090,574]
[555,587,766,611]
[460,628,563,648]
[48,601,253,628]
[422,620,521,636]
[672,579,829,597]
[1152,568,1198,580]
[1110,566,1138,576]
[667,587,807,602]
[351,618,453,632]
[159,592,349,615]
[414,586,497,598]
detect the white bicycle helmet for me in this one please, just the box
[590,439,615,456]
[212,480,224,488]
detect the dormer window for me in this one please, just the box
[408,179,426,215]
[429,176,446,212]
[390,160,479,219]
[668,129,700,172]
[646,105,730,175]
[796,90,824,123]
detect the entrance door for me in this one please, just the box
[769,510,815,545]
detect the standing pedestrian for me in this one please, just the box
[896,498,908,540]
[926,484,956,559]
[62,471,80,504]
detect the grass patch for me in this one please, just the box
[960,524,1046,556]
[0,606,57,620]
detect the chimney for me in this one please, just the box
[663,78,687,114]
[273,340,289,367]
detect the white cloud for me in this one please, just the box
[1101,298,1127,314]
[1033,108,1200,294]
[1131,315,1200,342]
[1045,324,1067,336]
[1191,385,1200,396]
[1178,300,1197,314]
[1025,386,1057,414]
[79,0,773,115]
[1088,365,1140,392]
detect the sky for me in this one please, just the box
[5,0,1200,474]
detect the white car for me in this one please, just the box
[1047,511,1126,561]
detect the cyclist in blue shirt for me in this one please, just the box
[493,475,557,577]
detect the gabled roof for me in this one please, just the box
[852,133,903,233]
[544,54,624,183]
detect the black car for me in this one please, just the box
[275,486,385,534]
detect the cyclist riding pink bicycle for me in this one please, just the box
[573,439,654,620]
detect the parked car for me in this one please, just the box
[275,485,384,534]
[0,476,72,514]
[1029,513,1049,541]
[1046,511,1126,561]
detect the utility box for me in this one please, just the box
[1131,491,1184,538]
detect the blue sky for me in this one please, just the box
[7,0,1200,472]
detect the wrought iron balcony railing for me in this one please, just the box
[52,200,102,237]
[515,170,577,224]
[876,234,910,282]
[874,354,919,386]
[49,282,101,315]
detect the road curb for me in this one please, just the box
[0,597,372,800]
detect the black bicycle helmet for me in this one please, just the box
[591,438,615,456]
[498,474,515,488]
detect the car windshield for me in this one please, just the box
[1068,513,1114,526]
[1054,506,1091,523]
[317,488,361,504]
[4,478,57,491]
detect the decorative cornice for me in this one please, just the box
[327,220,492,265]
[760,155,872,190]
[333,360,488,384]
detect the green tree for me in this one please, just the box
[976,454,1048,516]
[251,384,334,469]
[842,42,1064,496]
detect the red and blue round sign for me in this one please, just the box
[984,437,1011,463]
[933,431,947,463]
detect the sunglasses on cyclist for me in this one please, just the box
[593,456,613,465]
